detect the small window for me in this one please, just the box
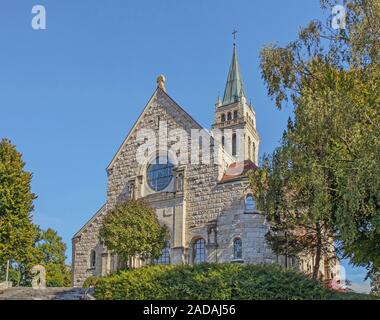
[248,136,251,161]
[245,194,255,212]
[221,114,226,122]
[233,238,242,260]
[193,238,206,264]
[90,250,96,269]
[154,241,171,265]
[128,182,135,199]
[232,133,237,156]
[233,110,238,119]
[221,136,225,147]
[176,173,184,192]
[227,112,232,121]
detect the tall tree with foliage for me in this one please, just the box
[251,121,337,279]
[100,200,169,264]
[250,0,380,277]
[34,228,71,287]
[0,138,37,284]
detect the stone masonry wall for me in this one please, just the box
[71,205,107,287]
[217,209,277,264]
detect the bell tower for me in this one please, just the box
[212,43,260,165]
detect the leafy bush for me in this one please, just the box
[329,292,379,300]
[83,276,100,288]
[94,263,332,300]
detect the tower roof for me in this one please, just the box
[222,45,246,106]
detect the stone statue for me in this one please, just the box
[31,265,46,289]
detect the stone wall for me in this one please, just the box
[71,205,107,287]
[216,208,277,264]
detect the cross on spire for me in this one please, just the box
[232,29,238,46]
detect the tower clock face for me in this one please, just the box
[147,156,174,192]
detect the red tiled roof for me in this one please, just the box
[219,160,257,183]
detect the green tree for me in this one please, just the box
[250,123,336,279]
[34,228,71,287]
[0,138,37,284]
[370,272,380,297]
[251,0,380,276]
[99,200,169,264]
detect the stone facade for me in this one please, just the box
[71,47,340,287]
[71,87,272,287]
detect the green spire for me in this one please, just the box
[222,45,246,106]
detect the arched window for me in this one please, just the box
[245,194,255,212]
[232,133,237,156]
[193,238,206,264]
[221,136,225,147]
[90,250,96,269]
[252,142,256,162]
[227,112,232,121]
[154,241,171,265]
[233,238,243,260]
[233,110,238,119]
[221,113,226,122]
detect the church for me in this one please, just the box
[71,44,340,287]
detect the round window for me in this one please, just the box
[147,156,174,191]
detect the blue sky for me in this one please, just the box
[0,0,370,292]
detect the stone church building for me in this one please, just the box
[71,45,339,287]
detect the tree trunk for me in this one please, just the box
[312,223,322,280]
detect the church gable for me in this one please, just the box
[105,85,214,208]
[107,87,203,174]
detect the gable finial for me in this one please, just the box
[157,74,166,92]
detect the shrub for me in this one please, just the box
[94,263,332,300]
[329,292,379,300]
[83,276,100,288]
